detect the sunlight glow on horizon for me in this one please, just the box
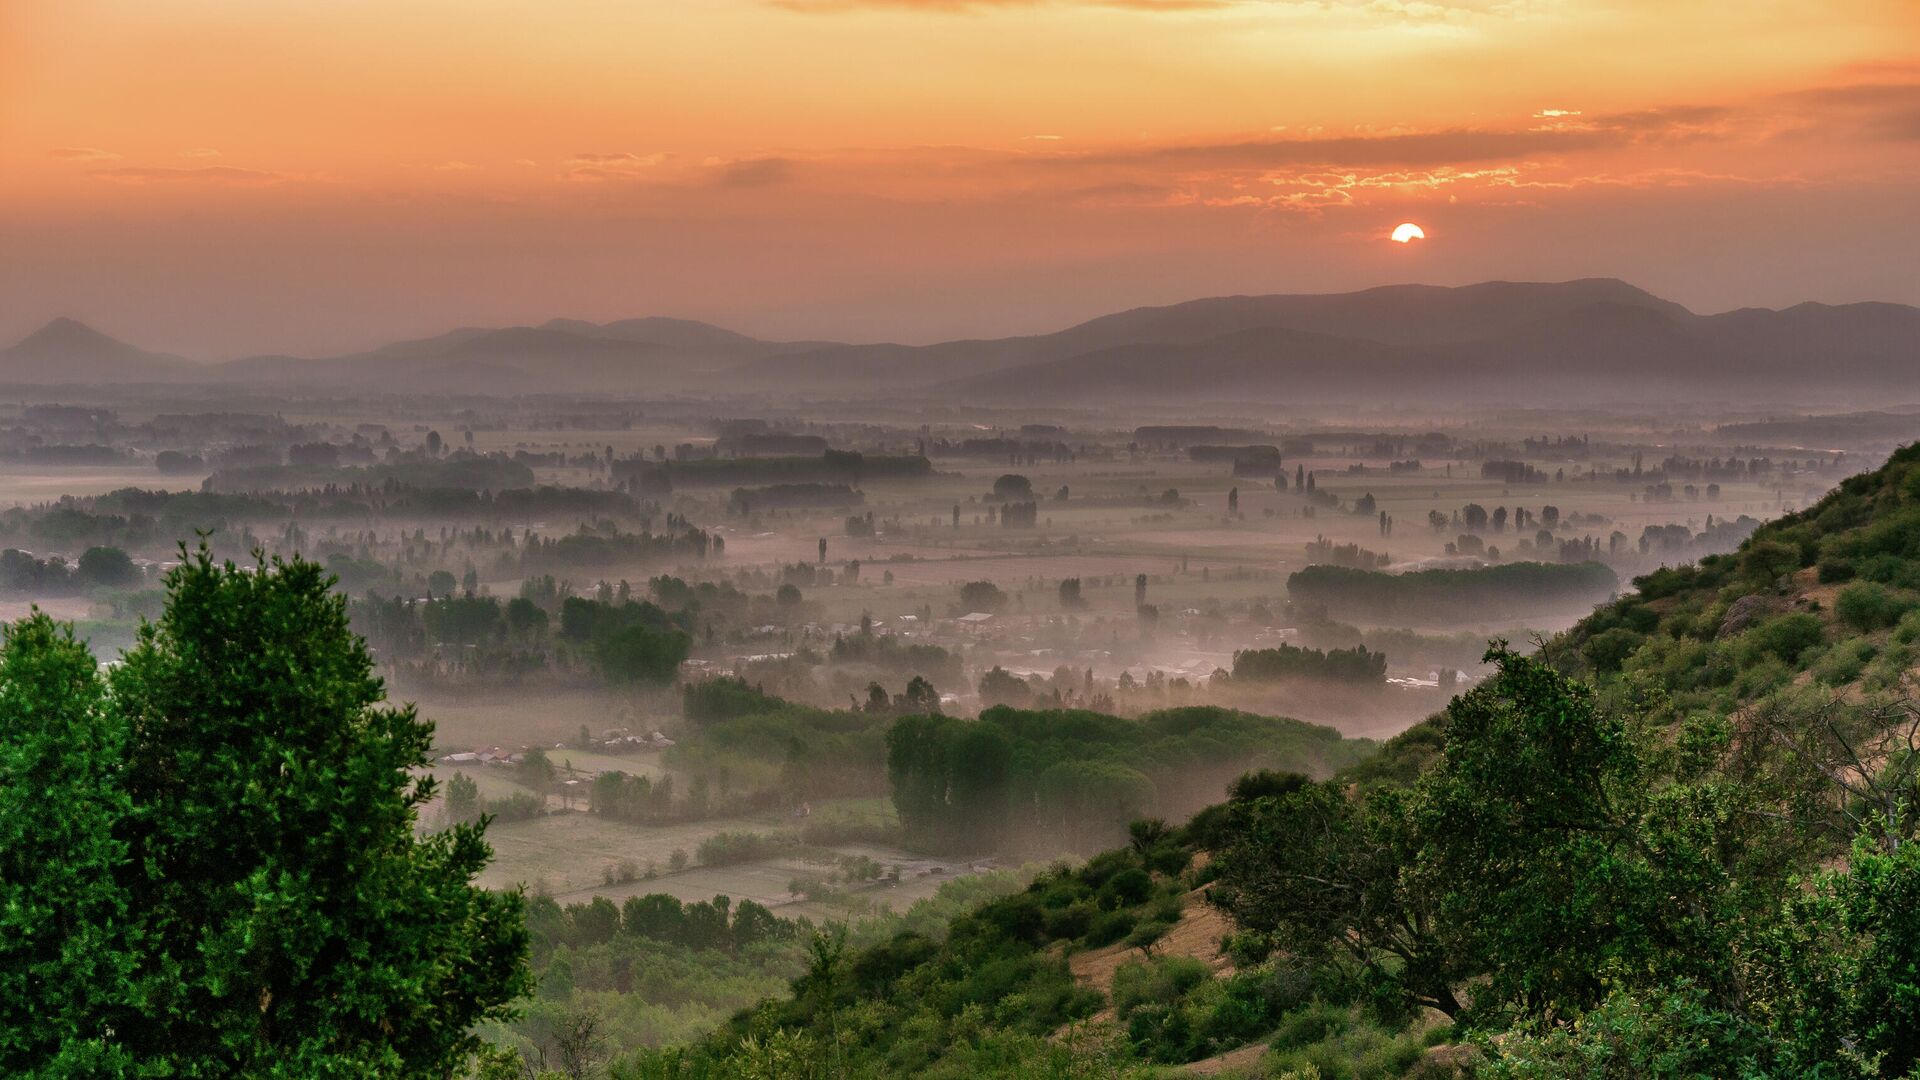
[1,1,1917,355]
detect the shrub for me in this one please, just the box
[1814,639,1877,687]
[1111,955,1211,1018]
[1740,612,1825,666]
[1582,627,1644,674]
[1125,918,1176,951]
[1836,582,1916,633]
[1097,867,1153,910]
[1817,557,1856,584]
[1043,901,1095,941]
[1082,909,1137,948]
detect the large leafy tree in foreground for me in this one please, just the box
[0,548,529,1077]
[0,616,136,1074]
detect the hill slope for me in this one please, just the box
[0,318,191,383]
[626,445,1920,1079]
[739,278,1920,402]
[215,318,837,393]
[14,280,1915,397]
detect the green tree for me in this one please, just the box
[901,675,940,714]
[885,714,950,843]
[1413,644,1650,1020]
[593,622,691,685]
[505,596,549,639]
[110,548,529,1074]
[946,723,1011,851]
[958,580,1006,612]
[1035,759,1156,852]
[444,771,482,825]
[1057,577,1084,610]
[1415,644,1764,1024]
[977,665,1033,707]
[1213,780,1461,1017]
[0,614,136,1075]
[521,746,557,796]
[76,545,139,588]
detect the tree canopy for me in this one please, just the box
[0,547,529,1076]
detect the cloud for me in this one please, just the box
[1775,80,1920,142]
[765,0,1512,13]
[1875,110,1920,141]
[770,0,1232,12]
[90,165,285,185]
[178,148,223,159]
[1021,106,1739,179]
[1588,104,1733,139]
[49,147,121,162]
[567,152,670,167]
[1053,127,1624,171]
[710,156,797,187]
[561,152,671,181]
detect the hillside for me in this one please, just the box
[0,318,190,384]
[738,278,1693,392]
[742,279,1920,402]
[10,281,1915,397]
[624,445,1920,1079]
[214,318,836,393]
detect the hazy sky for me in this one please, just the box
[3,0,1918,358]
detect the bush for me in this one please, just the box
[1082,909,1137,948]
[1836,581,1916,633]
[1043,901,1095,941]
[695,830,794,866]
[1739,612,1825,666]
[1111,955,1211,1018]
[1125,918,1176,950]
[1477,986,1761,1079]
[1581,627,1644,674]
[1271,1000,1353,1050]
[1817,557,1856,583]
[1814,639,1876,687]
[1097,867,1153,910]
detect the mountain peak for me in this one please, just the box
[16,316,118,348]
[0,317,188,382]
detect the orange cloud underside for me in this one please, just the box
[1,0,1918,354]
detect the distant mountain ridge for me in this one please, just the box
[5,280,1916,400]
[208,318,840,393]
[779,279,1920,402]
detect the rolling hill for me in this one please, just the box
[212,318,839,393]
[6,280,1915,399]
[930,284,1920,404]
[0,318,191,384]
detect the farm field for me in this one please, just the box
[475,811,785,895]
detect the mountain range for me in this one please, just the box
[4,279,1916,403]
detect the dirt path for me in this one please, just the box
[1065,886,1236,1027]
[1182,1041,1269,1076]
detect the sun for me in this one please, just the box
[1391,222,1427,244]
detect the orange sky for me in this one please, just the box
[3,0,1919,357]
